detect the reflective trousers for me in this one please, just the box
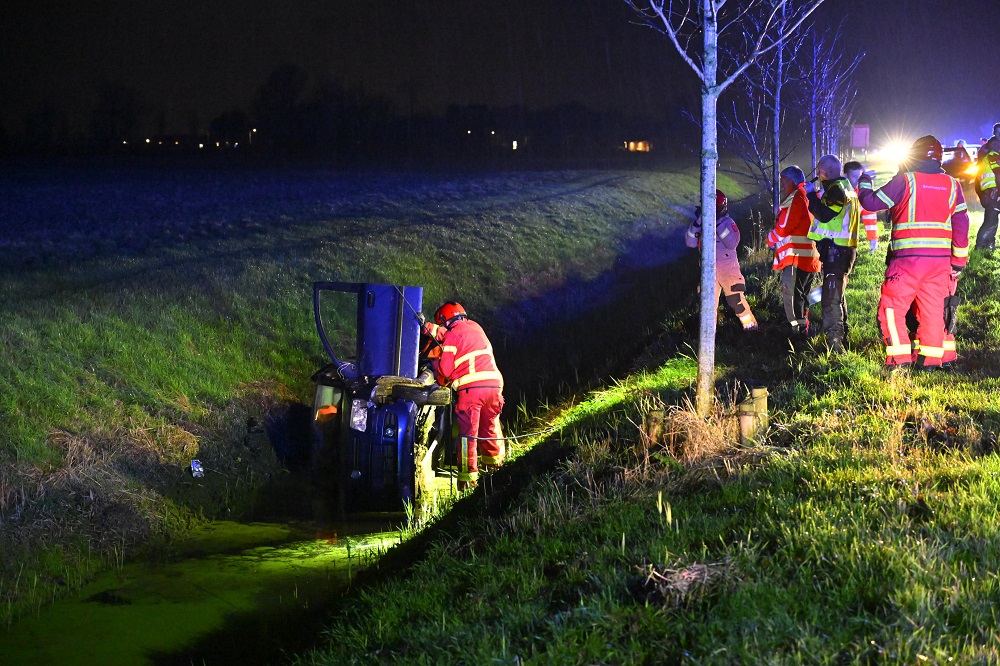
[879,256,951,367]
[714,255,756,329]
[454,386,504,483]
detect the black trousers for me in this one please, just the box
[819,242,857,344]
[975,203,1000,250]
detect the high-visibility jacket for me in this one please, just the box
[807,177,862,248]
[978,138,1000,193]
[767,184,820,272]
[861,204,879,244]
[430,318,503,390]
[857,168,970,267]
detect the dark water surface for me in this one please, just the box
[0,520,400,665]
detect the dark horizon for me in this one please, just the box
[1,1,995,154]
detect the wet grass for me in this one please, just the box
[0,167,716,626]
[295,211,1000,663]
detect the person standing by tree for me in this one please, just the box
[805,154,862,353]
[686,190,758,331]
[974,123,1000,251]
[767,166,821,335]
[844,161,879,253]
[857,135,970,370]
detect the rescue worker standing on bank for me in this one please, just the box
[685,190,758,331]
[857,135,970,370]
[767,165,821,334]
[974,123,1000,250]
[422,302,504,490]
[805,154,862,353]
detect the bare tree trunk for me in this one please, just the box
[696,0,719,417]
[771,3,786,214]
[810,94,818,169]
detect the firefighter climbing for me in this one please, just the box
[422,302,505,490]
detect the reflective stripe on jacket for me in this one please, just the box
[807,177,862,248]
[767,184,820,272]
[857,170,970,266]
[861,207,879,242]
[979,140,999,191]
[433,319,503,390]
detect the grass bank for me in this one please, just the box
[0,167,717,625]
[296,209,1000,663]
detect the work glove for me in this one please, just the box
[415,311,426,325]
[861,169,877,182]
[951,265,964,277]
[869,239,878,253]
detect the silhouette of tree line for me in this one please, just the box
[0,63,690,164]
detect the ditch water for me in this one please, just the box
[0,519,401,665]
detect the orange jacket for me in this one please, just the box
[425,319,503,390]
[861,204,879,243]
[767,184,820,272]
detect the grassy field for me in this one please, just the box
[294,208,1000,663]
[0,166,715,625]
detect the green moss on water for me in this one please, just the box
[0,521,400,665]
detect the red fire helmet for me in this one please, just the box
[716,189,728,216]
[434,301,467,327]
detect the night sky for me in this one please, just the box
[1,0,995,146]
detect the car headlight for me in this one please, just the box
[350,399,368,431]
[965,164,980,176]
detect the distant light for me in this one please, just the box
[174,141,179,146]
[199,143,204,149]
[491,130,495,135]
[145,138,151,144]
[158,141,162,145]
[234,142,239,148]
[882,140,911,166]
[122,140,127,145]
[512,140,518,150]
[216,142,220,147]
[467,130,472,134]
[252,128,257,132]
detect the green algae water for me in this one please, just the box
[0,520,400,665]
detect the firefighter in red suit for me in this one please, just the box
[767,165,821,334]
[685,190,758,330]
[857,135,970,370]
[423,302,504,490]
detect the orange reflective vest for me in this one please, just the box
[861,205,878,243]
[431,319,503,390]
[767,184,820,272]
